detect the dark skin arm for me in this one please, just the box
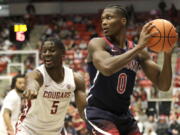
[88,22,157,76]
[23,70,43,99]
[139,50,172,91]
[3,109,14,135]
[88,38,143,76]
[74,72,87,120]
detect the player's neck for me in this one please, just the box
[111,33,126,49]
[46,66,64,83]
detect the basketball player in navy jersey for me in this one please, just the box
[85,5,173,135]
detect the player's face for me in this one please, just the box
[101,8,124,36]
[15,77,26,93]
[41,41,63,69]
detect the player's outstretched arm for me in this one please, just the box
[139,50,173,91]
[89,23,157,76]
[24,70,43,99]
[74,72,87,120]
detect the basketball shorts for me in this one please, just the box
[15,122,67,135]
[15,123,33,135]
[85,106,142,135]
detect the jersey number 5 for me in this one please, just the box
[51,101,60,114]
[117,73,127,94]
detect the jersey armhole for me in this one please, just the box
[102,37,114,48]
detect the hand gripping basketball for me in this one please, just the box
[146,19,178,52]
[137,22,158,50]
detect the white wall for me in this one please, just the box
[9,0,180,15]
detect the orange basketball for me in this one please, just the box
[146,19,178,52]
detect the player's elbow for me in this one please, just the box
[3,110,10,120]
[158,85,171,92]
[101,66,114,76]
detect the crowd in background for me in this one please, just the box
[0,1,180,135]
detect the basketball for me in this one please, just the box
[146,19,178,52]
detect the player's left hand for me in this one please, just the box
[23,89,38,100]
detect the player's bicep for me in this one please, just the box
[26,70,43,89]
[74,72,86,98]
[93,50,112,71]
[3,108,11,117]
[88,38,112,72]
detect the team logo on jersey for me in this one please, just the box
[66,84,71,90]
[124,59,139,72]
[43,91,71,99]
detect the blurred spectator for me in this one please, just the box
[150,9,160,18]
[169,112,180,135]
[168,3,178,22]
[65,117,78,135]
[126,4,135,24]
[144,127,157,135]
[155,115,169,135]
[135,116,144,133]
[172,89,180,111]
[26,2,36,15]
[158,0,167,17]
[144,115,157,134]
[0,74,26,135]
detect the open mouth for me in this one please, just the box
[44,59,53,65]
[103,28,109,33]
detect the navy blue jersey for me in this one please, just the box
[87,37,140,115]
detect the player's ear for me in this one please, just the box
[121,18,127,26]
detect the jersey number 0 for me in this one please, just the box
[117,73,127,94]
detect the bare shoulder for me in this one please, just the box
[26,69,43,85]
[88,37,107,62]
[88,37,107,51]
[73,72,86,91]
[26,69,42,79]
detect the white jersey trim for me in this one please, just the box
[84,109,112,135]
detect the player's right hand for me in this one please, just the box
[137,22,157,49]
[23,89,38,100]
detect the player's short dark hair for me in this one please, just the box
[11,74,25,89]
[104,4,129,25]
[41,37,65,53]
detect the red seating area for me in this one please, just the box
[0,61,7,73]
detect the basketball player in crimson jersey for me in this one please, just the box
[15,37,87,135]
[85,5,173,135]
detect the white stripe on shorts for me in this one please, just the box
[84,109,112,135]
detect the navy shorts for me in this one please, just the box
[85,106,142,135]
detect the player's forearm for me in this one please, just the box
[24,79,40,99]
[3,112,14,132]
[157,53,172,91]
[101,45,142,76]
[75,91,87,120]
